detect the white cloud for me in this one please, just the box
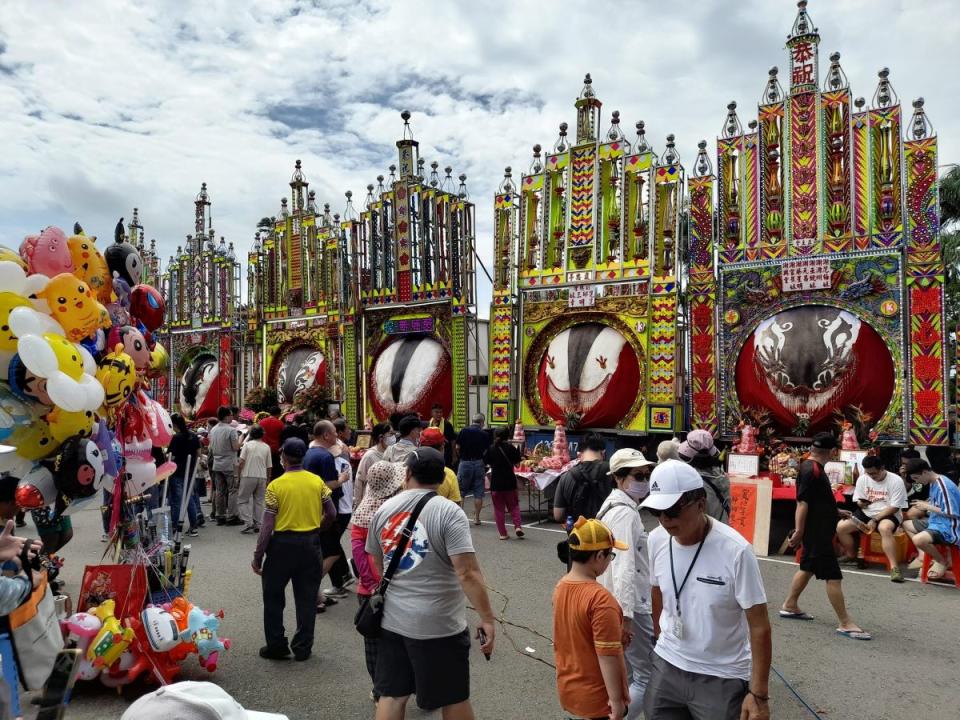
[1,0,957,316]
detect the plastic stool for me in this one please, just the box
[920,544,960,588]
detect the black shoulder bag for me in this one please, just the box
[354,491,437,639]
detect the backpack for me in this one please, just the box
[567,464,606,520]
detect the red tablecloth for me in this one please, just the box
[771,484,850,503]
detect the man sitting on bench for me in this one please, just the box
[836,456,908,583]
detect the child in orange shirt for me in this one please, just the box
[553,516,631,720]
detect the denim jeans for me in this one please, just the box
[169,475,201,531]
[457,459,486,499]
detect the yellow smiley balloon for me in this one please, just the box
[0,293,32,351]
[9,417,59,460]
[47,406,95,443]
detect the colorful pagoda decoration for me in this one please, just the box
[157,183,244,418]
[248,113,478,429]
[493,76,684,434]
[687,1,947,444]
[246,162,337,415]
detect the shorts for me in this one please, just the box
[910,519,947,544]
[458,459,486,499]
[375,628,470,710]
[853,508,901,531]
[799,550,843,581]
[318,527,344,559]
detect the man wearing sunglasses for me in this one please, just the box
[641,460,771,720]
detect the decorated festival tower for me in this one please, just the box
[493,76,684,434]
[248,114,477,428]
[344,112,477,429]
[247,162,341,415]
[687,1,947,444]
[158,184,244,418]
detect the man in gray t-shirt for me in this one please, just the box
[208,406,241,525]
[366,447,496,715]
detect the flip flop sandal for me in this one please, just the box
[778,610,815,620]
[836,629,872,641]
[927,570,947,581]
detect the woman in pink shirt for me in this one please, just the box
[350,461,403,701]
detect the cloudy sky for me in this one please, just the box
[1,0,956,316]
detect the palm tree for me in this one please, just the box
[940,166,960,229]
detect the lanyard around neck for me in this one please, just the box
[668,521,709,616]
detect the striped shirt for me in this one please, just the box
[928,475,960,546]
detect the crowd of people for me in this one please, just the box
[47,397,957,720]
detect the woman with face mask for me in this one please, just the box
[352,422,396,510]
[596,448,656,720]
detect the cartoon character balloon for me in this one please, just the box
[96,344,136,409]
[86,600,135,669]
[61,611,103,681]
[104,226,143,287]
[67,231,112,304]
[20,227,73,277]
[180,606,230,672]
[14,332,103,412]
[14,464,56,510]
[148,341,169,379]
[37,273,110,342]
[107,325,150,372]
[129,284,165,332]
[141,605,182,653]
[47,407,95,443]
[52,435,105,499]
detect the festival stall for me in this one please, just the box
[0,219,228,691]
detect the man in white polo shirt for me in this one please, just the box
[641,460,771,720]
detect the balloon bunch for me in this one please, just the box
[60,597,230,687]
[0,222,170,523]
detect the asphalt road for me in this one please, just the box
[34,500,960,720]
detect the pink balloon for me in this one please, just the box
[20,227,73,277]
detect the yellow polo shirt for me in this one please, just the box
[438,467,462,503]
[264,469,332,531]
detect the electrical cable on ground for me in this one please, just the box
[467,584,556,670]
[771,666,826,720]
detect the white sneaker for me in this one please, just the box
[323,587,349,598]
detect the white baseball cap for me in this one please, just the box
[640,460,704,511]
[607,448,655,475]
[120,682,288,720]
